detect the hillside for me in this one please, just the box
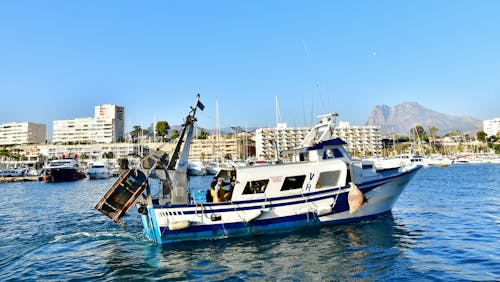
[366,102,482,136]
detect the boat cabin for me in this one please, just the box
[209,137,379,203]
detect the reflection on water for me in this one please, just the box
[131,214,420,281]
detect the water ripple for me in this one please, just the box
[0,165,499,280]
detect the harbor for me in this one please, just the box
[0,164,498,280]
[0,176,39,183]
[1,1,500,280]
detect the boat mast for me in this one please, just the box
[275,96,281,160]
[216,100,220,163]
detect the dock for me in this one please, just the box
[0,176,40,183]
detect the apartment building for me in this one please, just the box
[52,104,125,144]
[334,121,383,156]
[37,142,138,160]
[189,135,239,161]
[255,121,383,159]
[0,122,46,145]
[255,123,310,160]
[483,118,500,137]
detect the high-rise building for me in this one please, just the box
[255,121,383,159]
[52,104,125,144]
[0,122,46,145]
[255,123,311,160]
[95,104,125,141]
[333,121,383,156]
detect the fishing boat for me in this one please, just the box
[95,95,422,244]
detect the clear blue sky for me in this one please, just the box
[1,1,499,136]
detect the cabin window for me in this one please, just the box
[316,171,341,188]
[242,179,269,194]
[323,148,344,159]
[299,152,309,162]
[280,175,306,191]
[362,164,373,169]
[332,148,344,158]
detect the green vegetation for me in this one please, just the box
[198,129,209,139]
[170,129,180,140]
[155,121,170,142]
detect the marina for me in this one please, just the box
[0,164,498,280]
[95,96,422,244]
[1,1,500,280]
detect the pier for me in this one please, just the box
[0,176,40,183]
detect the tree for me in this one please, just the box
[411,125,426,140]
[428,126,439,138]
[102,152,114,159]
[131,126,148,142]
[428,125,439,151]
[170,129,180,140]
[198,129,209,139]
[155,121,170,142]
[476,131,487,142]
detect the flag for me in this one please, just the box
[197,101,205,111]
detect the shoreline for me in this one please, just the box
[0,176,40,183]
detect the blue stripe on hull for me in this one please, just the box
[141,165,421,244]
[147,210,392,244]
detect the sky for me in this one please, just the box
[1,1,499,137]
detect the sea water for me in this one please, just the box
[0,164,498,281]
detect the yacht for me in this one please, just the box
[42,156,86,182]
[87,161,111,179]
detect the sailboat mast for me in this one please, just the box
[216,100,220,162]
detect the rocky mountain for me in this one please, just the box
[366,102,482,136]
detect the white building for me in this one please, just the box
[95,104,125,141]
[0,122,46,145]
[255,121,383,159]
[483,118,500,137]
[37,143,138,161]
[255,123,311,160]
[52,104,125,144]
[189,135,239,161]
[334,121,383,156]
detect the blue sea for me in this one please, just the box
[1,164,498,281]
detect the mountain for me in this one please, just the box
[366,102,483,136]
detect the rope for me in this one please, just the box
[300,189,317,222]
[230,200,246,223]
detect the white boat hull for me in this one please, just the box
[140,165,420,244]
[88,172,111,179]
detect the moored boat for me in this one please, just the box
[96,95,422,244]
[42,155,86,183]
[87,161,111,179]
[188,160,207,176]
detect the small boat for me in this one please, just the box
[42,155,86,183]
[87,161,111,179]
[425,155,452,167]
[206,162,222,175]
[96,95,422,244]
[394,154,426,166]
[0,168,27,177]
[188,161,207,176]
